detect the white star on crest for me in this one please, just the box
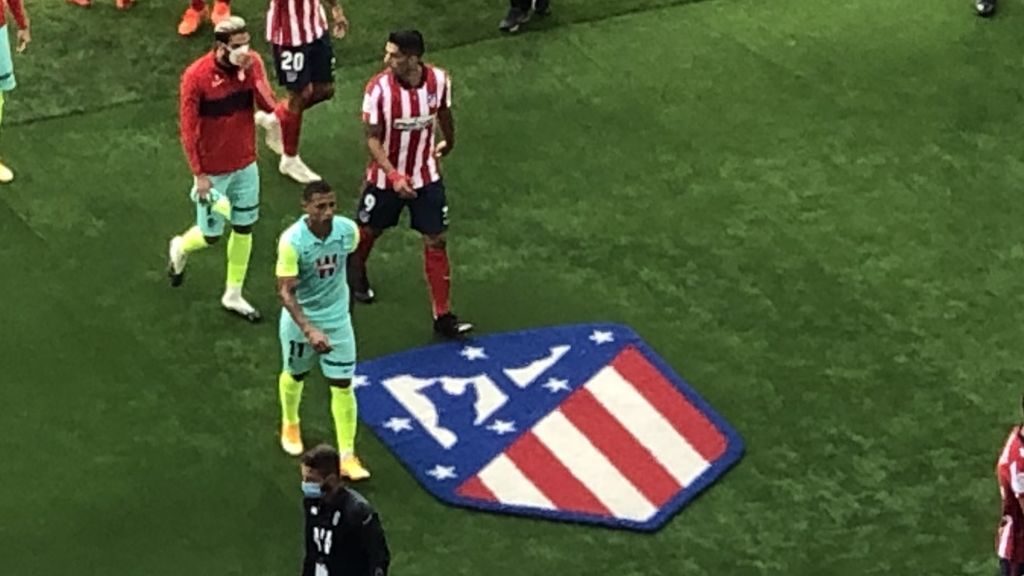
[383,417,413,433]
[426,465,457,480]
[487,419,517,435]
[543,378,570,393]
[589,330,615,345]
[353,375,370,388]
[460,346,488,361]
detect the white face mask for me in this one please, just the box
[227,44,250,66]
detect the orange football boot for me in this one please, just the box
[211,1,231,26]
[177,6,206,36]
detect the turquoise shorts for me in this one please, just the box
[192,162,260,236]
[279,311,357,380]
[0,25,17,91]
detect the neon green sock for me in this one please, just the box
[330,386,358,455]
[279,372,303,425]
[0,91,6,133]
[180,226,211,254]
[226,231,252,289]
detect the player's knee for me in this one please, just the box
[292,371,309,382]
[287,90,307,112]
[329,378,352,389]
[204,235,221,245]
[423,234,446,250]
[317,84,335,102]
[232,224,253,235]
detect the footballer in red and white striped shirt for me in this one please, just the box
[346,30,472,340]
[997,397,1024,576]
[255,0,348,184]
[361,57,450,190]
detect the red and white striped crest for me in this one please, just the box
[354,324,745,531]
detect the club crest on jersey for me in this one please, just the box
[355,323,745,532]
[315,254,338,279]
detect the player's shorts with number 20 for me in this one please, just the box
[272,34,336,90]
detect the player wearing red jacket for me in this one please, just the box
[0,0,29,183]
[167,16,278,322]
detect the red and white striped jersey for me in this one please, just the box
[266,0,328,47]
[362,65,452,190]
[997,427,1024,562]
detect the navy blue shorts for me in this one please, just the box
[272,34,335,90]
[356,180,449,235]
[1002,560,1024,576]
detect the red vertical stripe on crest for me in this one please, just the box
[559,389,681,506]
[611,346,727,462]
[506,431,610,516]
[456,476,499,502]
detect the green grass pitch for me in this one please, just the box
[2,0,1022,573]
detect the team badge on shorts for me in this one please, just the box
[355,323,745,531]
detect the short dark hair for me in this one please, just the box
[303,180,333,202]
[388,29,425,57]
[302,444,340,477]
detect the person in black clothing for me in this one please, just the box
[500,0,550,33]
[299,444,391,576]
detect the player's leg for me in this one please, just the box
[976,0,996,16]
[167,177,232,286]
[500,0,533,32]
[0,23,16,183]
[279,312,317,455]
[305,34,337,110]
[220,162,261,321]
[66,0,92,8]
[348,185,404,303]
[115,0,135,10]
[178,0,208,36]
[410,180,473,337]
[321,319,369,480]
[270,43,320,183]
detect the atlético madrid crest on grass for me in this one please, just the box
[354,323,745,532]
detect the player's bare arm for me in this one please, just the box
[10,0,29,53]
[435,107,455,157]
[277,276,332,352]
[323,0,348,38]
[365,121,415,197]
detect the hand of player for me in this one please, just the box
[433,140,451,158]
[394,178,416,199]
[16,28,29,54]
[306,328,333,353]
[195,174,213,203]
[331,6,349,39]
[387,169,416,198]
[234,50,254,70]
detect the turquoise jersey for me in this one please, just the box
[276,215,360,326]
